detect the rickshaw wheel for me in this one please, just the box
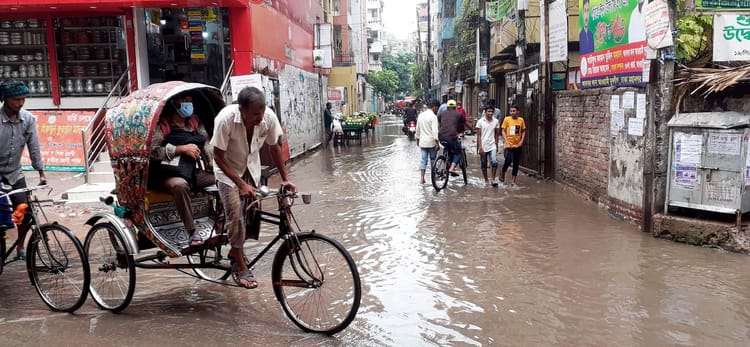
[186,246,231,281]
[85,223,135,313]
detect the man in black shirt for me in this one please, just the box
[403,102,418,134]
[438,100,465,174]
[323,102,333,145]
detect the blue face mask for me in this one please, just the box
[177,102,193,118]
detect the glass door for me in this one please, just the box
[144,7,229,88]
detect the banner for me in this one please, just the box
[644,0,673,50]
[713,14,750,62]
[579,0,647,88]
[696,0,750,11]
[22,111,94,172]
[487,0,516,23]
[549,0,568,62]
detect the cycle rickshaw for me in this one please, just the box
[1,184,90,312]
[84,81,361,334]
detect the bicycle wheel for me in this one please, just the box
[431,155,449,191]
[272,232,361,335]
[187,245,231,281]
[26,223,90,313]
[0,232,5,276]
[85,223,135,313]
[460,149,468,185]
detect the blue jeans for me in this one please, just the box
[440,139,462,166]
[420,147,437,170]
[480,150,498,169]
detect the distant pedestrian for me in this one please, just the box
[416,100,441,185]
[500,105,526,186]
[456,101,472,134]
[476,106,500,187]
[323,102,333,145]
[487,99,502,120]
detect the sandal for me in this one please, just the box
[15,250,25,261]
[189,233,204,247]
[233,268,258,289]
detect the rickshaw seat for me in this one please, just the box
[144,190,174,204]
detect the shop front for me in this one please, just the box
[0,0,248,171]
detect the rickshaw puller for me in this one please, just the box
[211,87,297,289]
[0,81,46,260]
[150,93,215,247]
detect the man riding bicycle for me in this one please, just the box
[437,100,465,175]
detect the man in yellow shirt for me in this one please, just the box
[500,105,526,185]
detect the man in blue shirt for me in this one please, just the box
[579,0,595,55]
[0,81,46,260]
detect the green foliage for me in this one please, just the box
[447,0,479,74]
[366,69,399,101]
[381,53,415,95]
[675,0,713,64]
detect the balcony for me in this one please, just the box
[333,53,355,66]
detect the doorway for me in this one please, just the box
[144,7,231,88]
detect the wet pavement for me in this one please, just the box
[2,114,750,346]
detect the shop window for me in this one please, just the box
[0,19,52,97]
[54,16,127,97]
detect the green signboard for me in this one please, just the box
[695,0,750,11]
[580,0,646,54]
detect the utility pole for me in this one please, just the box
[426,0,432,99]
[516,1,526,68]
[478,0,490,114]
[416,8,423,92]
[541,0,553,178]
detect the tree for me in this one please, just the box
[675,4,713,64]
[381,53,415,95]
[367,70,399,101]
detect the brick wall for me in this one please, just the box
[554,89,612,202]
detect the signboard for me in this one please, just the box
[548,0,568,62]
[327,87,346,115]
[696,0,750,11]
[487,0,517,23]
[229,74,264,102]
[713,14,750,62]
[21,110,94,172]
[578,0,648,88]
[644,0,673,50]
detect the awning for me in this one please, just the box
[0,0,248,11]
[668,111,750,129]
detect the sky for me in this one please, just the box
[382,0,420,40]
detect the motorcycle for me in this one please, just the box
[405,120,416,140]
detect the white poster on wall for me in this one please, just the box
[708,133,741,155]
[548,0,568,62]
[644,0,674,49]
[230,74,263,102]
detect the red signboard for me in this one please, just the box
[21,110,95,172]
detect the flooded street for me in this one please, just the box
[2,114,750,346]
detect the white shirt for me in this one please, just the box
[628,5,646,43]
[475,116,500,152]
[210,105,283,187]
[415,109,439,148]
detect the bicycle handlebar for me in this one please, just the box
[0,184,51,200]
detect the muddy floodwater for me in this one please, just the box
[1,114,749,346]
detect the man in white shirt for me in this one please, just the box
[211,87,297,289]
[416,100,441,185]
[475,106,501,187]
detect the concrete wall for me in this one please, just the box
[328,65,357,115]
[555,87,648,222]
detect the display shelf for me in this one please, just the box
[1,61,48,65]
[59,26,120,31]
[16,77,50,81]
[0,28,45,32]
[0,45,48,49]
[56,43,117,47]
[61,59,119,63]
[62,76,121,80]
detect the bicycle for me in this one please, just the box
[0,183,90,313]
[431,140,468,191]
[86,184,362,335]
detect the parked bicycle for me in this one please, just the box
[0,183,90,312]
